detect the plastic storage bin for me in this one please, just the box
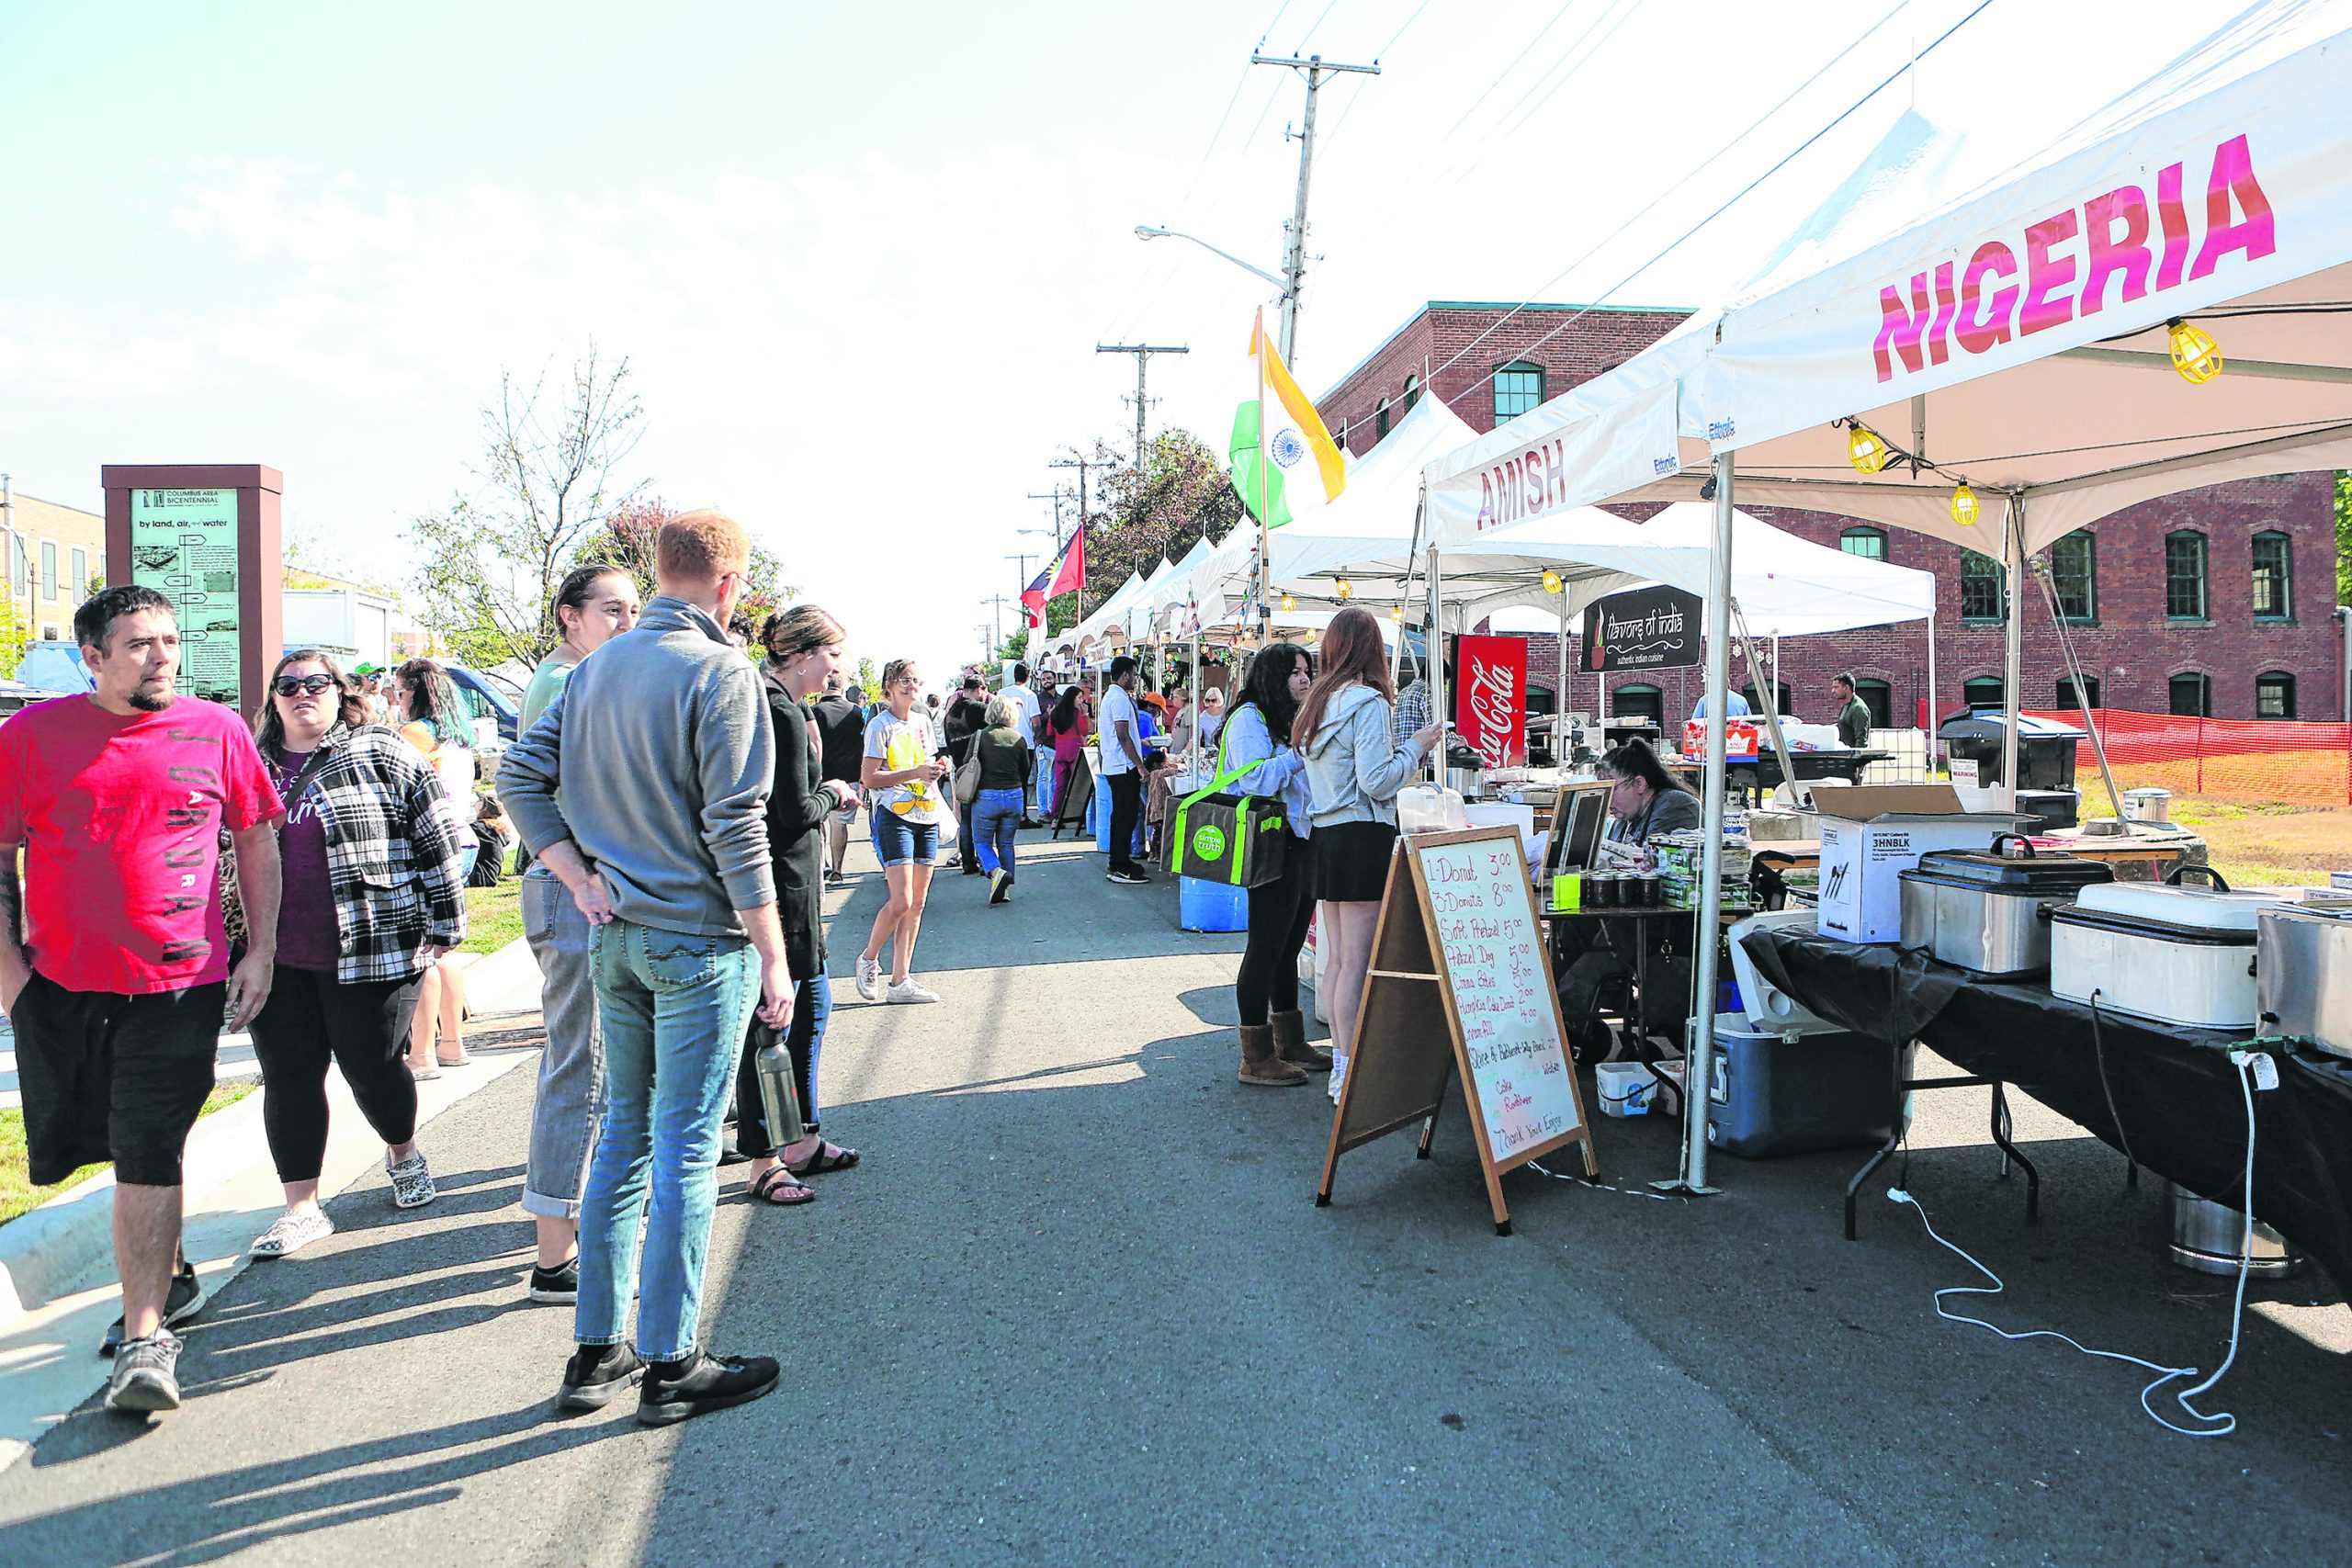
[1180,875,1249,932]
[1704,1011,1902,1158]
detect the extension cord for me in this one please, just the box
[1888,1053,2264,1439]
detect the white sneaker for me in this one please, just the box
[250,1207,335,1258]
[1329,1056,1350,1105]
[885,977,940,1004]
[854,955,881,1001]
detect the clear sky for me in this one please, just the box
[0,0,2254,685]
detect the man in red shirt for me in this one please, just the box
[0,586,283,1416]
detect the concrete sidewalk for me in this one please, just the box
[0,936,548,1466]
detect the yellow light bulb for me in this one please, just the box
[1279,591,1295,612]
[1541,569,1564,594]
[1388,604,1403,622]
[1847,422,1894,475]
[1334,577,1353,600]
[1951,483,1980,527]
[2168,318,2222,384]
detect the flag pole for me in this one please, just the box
[1256,311,1272,646]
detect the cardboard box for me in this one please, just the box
[1813,784,2015,944]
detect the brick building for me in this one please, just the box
[1317,303,2346,726]
[1,491,107,646]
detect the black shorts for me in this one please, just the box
[12,973,225,1188]
[1312,819,1401,903]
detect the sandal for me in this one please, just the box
[408,1058,443,1081]
[436,1049,473,1068]
[785,1140,860,1177]
[749,1166,815,1206]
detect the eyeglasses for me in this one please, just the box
[273,674,338,696]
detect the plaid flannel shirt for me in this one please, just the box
[274,722,470,983]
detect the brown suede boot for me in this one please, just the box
[1270,1009,1332,1072]
[1239,1023,1307,1087]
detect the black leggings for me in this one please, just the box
[248,966,424,1184]
[1235,837,1315,1026]
[733,976,824,1160]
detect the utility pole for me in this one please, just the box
[1249,51,1379,367]
[1048,456,1105,620]
[1094,344,1188,471]
[980,593,1011,657]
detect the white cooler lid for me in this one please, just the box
[2073,881,2290,932]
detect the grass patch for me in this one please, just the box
[0,1077,259,1226]
[463,877,524,955]
[2082,791,2352,888]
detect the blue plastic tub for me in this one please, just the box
[1091,786,1145,858]
[1181,875,1250,932]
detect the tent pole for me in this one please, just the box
[1734,602,1801,808]
[1657,452,1733,1199]
[1925,610,1939,779]
[1427,544,1443,783]
[1391,487,1427,687]
[1555,585,1570,766]
[2003,500,2025,814]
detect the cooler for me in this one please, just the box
[1180,875,1249,932]
[1704,1011,1905,1159]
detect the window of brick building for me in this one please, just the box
[2256,671,2296,719]
[1403,372,1420,412]
[2051,532,2097,621]
[1738,680,1792,716]
[1960,550,2004,621]
[1493,362,1544,424]
[1374,396,1390,439]
[2169,672,2211,717]
[2055,675,2101,711]
[1962,676,2004,710]
[2165,530,2208,619]
[1337,416,1349,452]
[1839,526,1886,560]
[2252,531,2293,620]
[1612,682,1662,724]
[70,547,86,598]
[40,541,56,603]
[1855,678,1893,728]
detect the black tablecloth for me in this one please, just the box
[1742,928,2352,1295]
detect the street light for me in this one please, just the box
[1133,225,1288,291]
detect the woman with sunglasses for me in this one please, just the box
[243,652,470,1255]
[391,659,480,1077]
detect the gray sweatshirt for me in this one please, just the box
[1298,682,1426,829]
[499,594,775,935]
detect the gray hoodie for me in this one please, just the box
[499,594,775,936]
[1298,682,1426,829]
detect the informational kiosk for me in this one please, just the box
[100,464,283,715]
[1317,826,1597,1234]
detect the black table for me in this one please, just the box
[1540,904,1753,1113]
[1742,928,2352,1295]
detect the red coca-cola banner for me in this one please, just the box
[1455,634,1528,768]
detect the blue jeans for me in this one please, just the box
[971,787,1023,876]
[870,808,939,867]
[578,919,762,1361]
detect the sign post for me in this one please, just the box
[101,465,281,714]
[1316,826,1597,1235]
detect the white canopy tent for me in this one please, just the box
[1417,0,2352,1195]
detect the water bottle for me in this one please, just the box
[751,1023,805,1149]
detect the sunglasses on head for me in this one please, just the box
[273,674,338,696]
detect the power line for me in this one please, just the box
[1424,0,1649,190]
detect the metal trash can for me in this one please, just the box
[2166,1182,2303,1279]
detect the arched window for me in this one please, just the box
[1838,526,1886,561]
[2256,671,2297,719]
[1960,550,2004,621]
[2051,532,2097,622]
[1612,682,1663,725]
[2054,675,2101,711]
[1374,396,1391,439]
[2252,531,2293,620]
[2165,530,2209,619]
[2169,672,2211,717]
[1493,361,1544,424]
[1962,676,2004,711]
[1854,678,1893,728]
[1403,372,1421,412]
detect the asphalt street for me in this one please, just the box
[0,826,2346,1566]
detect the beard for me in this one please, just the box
[127,688,175,713]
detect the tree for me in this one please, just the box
[2336,470,2350,607]
[1040,429,1244,632]
[572,496,794,626]
[0,595,28,680]
[853,656,879,698]
[410,346,646,671]
[991,626,1031,668]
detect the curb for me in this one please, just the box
[0,935,545,1336]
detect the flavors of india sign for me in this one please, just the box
[129,488,243,708]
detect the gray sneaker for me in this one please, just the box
[106,1328,184,1415]
[250,1207,335,1258]
[386,1149,437,1209]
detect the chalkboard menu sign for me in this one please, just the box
[1317,826,1596,1234]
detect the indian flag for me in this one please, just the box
[1229,309,1345,528]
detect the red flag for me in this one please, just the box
[1046,529,1085,600]
[1020,564,1052,628]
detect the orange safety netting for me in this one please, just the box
[2023,708,2352,807]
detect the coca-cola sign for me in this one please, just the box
[1455,635,1528,769]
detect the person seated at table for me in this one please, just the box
[1557,739,1704,1060]
[1831,671,1871,749]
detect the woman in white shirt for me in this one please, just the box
[855,659,953,1004]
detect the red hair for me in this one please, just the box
[1290,606,1393,749]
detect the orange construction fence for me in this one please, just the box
[2023,708,2352,807]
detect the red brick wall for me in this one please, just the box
[1319,305,2346,722]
